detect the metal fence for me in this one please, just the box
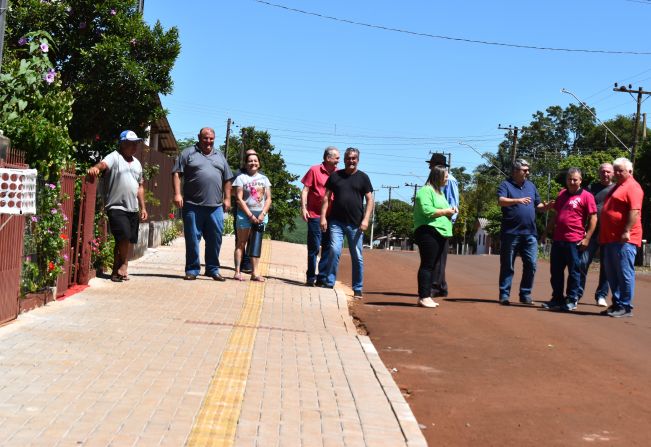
[0,149,27,325]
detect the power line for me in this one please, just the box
[254,0,651,56]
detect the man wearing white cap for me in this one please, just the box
[88,130,148,282]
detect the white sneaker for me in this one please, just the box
[596,297,608,307]
[419,297,439,308]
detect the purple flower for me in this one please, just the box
[43,70,56,84]
[47,183,56,189]
[18,37,28,46]
[63,254,69,261]
[79,22,87,29]
[50,209,57,214]
[110,9,116,15]
[62,214,68,221]
[40,43,49,53]
[31,216,39,222]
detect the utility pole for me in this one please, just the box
[0,0,8,74]
[498,124,520,165]
[613,83,651,164]
[643,113,647,141]
[405,182,419,205]
[381,185,399,250]
[136,0,145,13]
[381,185,400,211]
[224,118,232,159]
[369,189,378,250]
[240,127,247,168]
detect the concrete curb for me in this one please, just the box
[358,335,429,447]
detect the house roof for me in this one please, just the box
[477,217,490,229]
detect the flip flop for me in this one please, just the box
[120,275,130,281]
[250,275,266,282]
[233,273,246,281]
[110,274,123,282]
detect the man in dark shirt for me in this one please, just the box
[578,163,614,307]
[497,159,548,305]
[320,147,374,298]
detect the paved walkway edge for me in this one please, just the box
[334,289,428,446]
[357,336,428,447]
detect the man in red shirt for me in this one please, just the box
[300,147,340,286]
[543,168,597,311]
[599,157,644,318]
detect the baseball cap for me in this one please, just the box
[119,130,143,142]
[426,153,449,167]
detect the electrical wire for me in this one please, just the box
[253,0,651,56]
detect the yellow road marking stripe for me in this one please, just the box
[187,241,271,446]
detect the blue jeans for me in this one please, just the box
[306,217,331,283]
[498,233,538,301]
[550,241,582,303]
[182,204,224,276]
[602,242,637,311]
[325,219,364,292]
[578,236,609,301]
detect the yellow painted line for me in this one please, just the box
[187,241,271,447]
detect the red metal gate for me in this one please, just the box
[73,175,98,285]
[56,169,76,296]
[0,149,27,325]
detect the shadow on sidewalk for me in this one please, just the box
[365,292,418,298]
[364,302,419,307]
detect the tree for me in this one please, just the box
[0,31,73,180]
[221,127,300,240]
[5,0,180,164]
[374,199,413,240]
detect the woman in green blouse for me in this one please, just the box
[413,166,458,308]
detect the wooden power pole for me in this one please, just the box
[224,118,232,159]
[498,124,520,165]
[613,83,651,164]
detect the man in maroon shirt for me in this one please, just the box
[300,147,340,286]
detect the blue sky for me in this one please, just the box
[144,0,651,203]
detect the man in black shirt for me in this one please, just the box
[320,147,374,298]
[578,163,614,306]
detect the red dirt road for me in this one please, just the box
[338,250,651,446]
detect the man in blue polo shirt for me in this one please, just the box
[497,159,548,305]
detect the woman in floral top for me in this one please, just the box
[232,152,272,281]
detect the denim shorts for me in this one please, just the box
[236,209,268,229]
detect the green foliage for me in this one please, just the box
[144,189,160,207]
[223,213,234,236]
[90,234,114,272]
[375,199,413,239]
[281,215,308,244]
[177,137,198,149]
[5,0,181,165]
[222,127,301,240]
[20,259,41,295]
[29,182,69,287]
[90,211,114,272]
[142,162,160,180]
[0,31,74,181]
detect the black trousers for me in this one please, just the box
[432,238,449,297]
[415,225,447,299]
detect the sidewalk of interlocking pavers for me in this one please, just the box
[0,235,426,447]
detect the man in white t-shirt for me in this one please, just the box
[88,130,148,282]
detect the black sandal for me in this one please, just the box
[110,274,123,282]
